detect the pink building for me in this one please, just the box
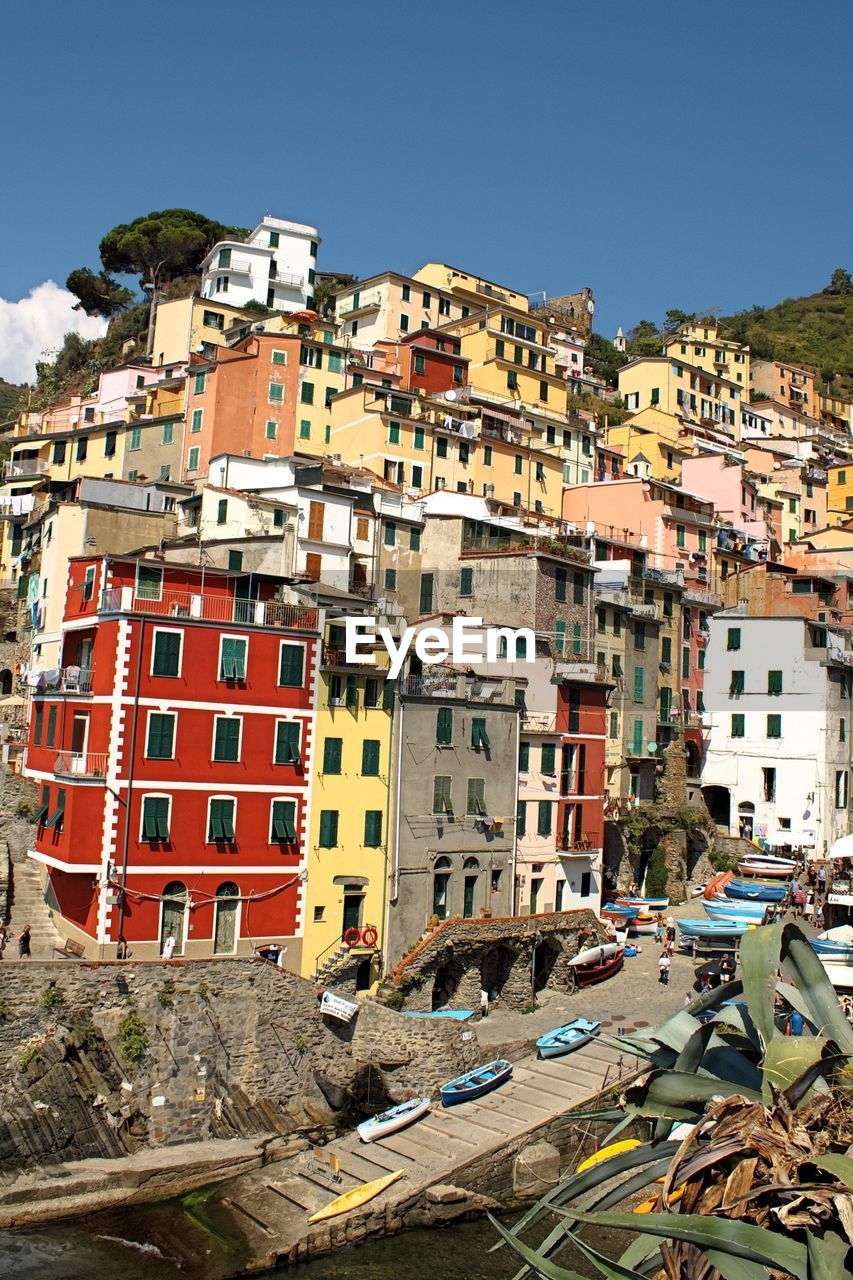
[680,454,771,547]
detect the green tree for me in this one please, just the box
[661,309,696,336]
[824,267,853,295]
[65,267,135,317]
[584,331,628,387]
[626,319,661,357]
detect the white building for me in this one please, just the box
[200,215,320,314]
[701,612,852,857]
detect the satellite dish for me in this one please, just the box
[444,390,457,402]
[647,742,658,754]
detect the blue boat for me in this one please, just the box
[676,918,751,938]
[724,880,787,902]
[603,902,640,919]
[440,1059,512,1106]
[536,1018,600,1059]
[404,1009,475,1021]
[704,898,767,921]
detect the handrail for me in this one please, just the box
[314,925,379,980]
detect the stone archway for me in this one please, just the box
[480,944,517,1001]
[0,669,12,696]
[532,936,562,993]
[431,957,465,1010]
[703,786,731,830]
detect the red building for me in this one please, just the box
[25,554,321,960]
[555,677,609,902]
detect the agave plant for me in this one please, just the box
[493,922,853,1279]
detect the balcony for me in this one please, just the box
[401,672,514,704]
[461,534,591,565]
[520,711,558,733]
[4,459,49,479]
[54,751,108,779]
[269,269,305,289]
[556,833,601,856]
[215,256,255,276]
[322,646,391,671]
[100,587,318,631]
[29,667,93,696]
[631,602,660,620]
[338,290,383,317]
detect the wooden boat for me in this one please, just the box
[306,1169,405,1222]
[629,913,658,936]
[704,898,767,921]
[676,918,751,938]
[704,870,735,900]
[440,1059,512,1107]
[573,948,625,987]
[811,925,853,963]
[737,861,794,880]
[616,896,669,912]
[356,1096,431,1143]
[536,1018,600,1059]
[577,1139,640,1173]
[602,902,640,918]
[724,880,787,902]
[568,941,620,967]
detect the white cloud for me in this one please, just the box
[0,281,108,384]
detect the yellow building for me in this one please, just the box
[662,321,750,389]
[605,409,690,482]
[827,462,853,525]
[413,263,529,313]
[150,295,262,367]
[818,392,853,433]
[618,355,742,432]
[301,626,394,986]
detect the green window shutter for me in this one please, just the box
[44,789,66,830]
[541,743,556,774]
[767,714,782,739]
[209,798,235,841]
[388,421,400,444]
[275,721,301,764]
[217,498,228,525]
[460,566,473,596]
[361,739,380,776]
[271,800,296,841]
[682,647,690,679]
[319,810,339,847]
[194,372,206,394]
[661,636,672,663]
[382,680,395,711]
[768,670,783,695]
[345,675,358,708]
[147,713,174,759]
[555,620,566,656]
[573,572,584,605]
[467,778,486,815]
[727,627,741,651]
[153,630,181,676]
[364,810,383,847]
[632,720,644,755]
[537,801,552,836]
[414,426,425,449]
[300,381,314,405]
[433,776,452,814]
[731,714,745,738]
[516,801,526,836]
[436,706,453,745]
[46,705,57,747]
[471,717,490,749]
[730,670,745,694]
[634,667,644,702]
[519,742,530,771]
[219,636,246,680]
[142,796,170,841]
[572,623,582,656]
[409,527,421,551]
[279,644,304,687]
[33,704,43,746]
[34,786,50,825]
[555,568,567,603]
[323,737,342,774]
[214,717,240,761]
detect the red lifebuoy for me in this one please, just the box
[361,925,378,948]
[343,927,361,948]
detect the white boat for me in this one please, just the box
[740,853,797,871]
[357,1096,431,1143]
[568,941,621,967]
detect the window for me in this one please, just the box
[279,643,304,687]
[537,801,552,836]
[191,409,203,433]
[409,527,421,551]
[730,670,745,694]
[384,568,397,591]
[609,711,619,739]
[433,776,453,814]
[215,497,228,527]
[513,491,522,508]
[52,440,66,465]
[271,800,297,843]
[401,283,410,302]
[187,446,200,471]
[141,795,170,842]
[519,741,530,772]
[682,647,690,680]
[460,566,473,596]
[836,770,849,809]
[265,420,277,440]
[767,714,782,739]
[399,313,409,332]
[436,707,453,746]
[46,705,57,748]
[228,550,242,572]
[146,712,175,759]
[194,372,206,395]
[633,667,644,702]
[129,427,142,450]
[763,767,776,802]
[634,621,646,651]
[768,670,783,695]
[514,454,523,475]
[384,520,396,547]
[301,382,314,405]
[465,778,486,816]
[555,620,566,656]
[472,718,490,749]
[419,572,434,613]
[539,380,548,402]
[675,524,686,549]
[422,290,431,308]
[413,353,426,376]
[364,811,383,847]
[267,381,284,406]
[661,636,672,664]
[208,798,235,842]
[388,421,400,445]
[152,629,182,677]
[516,801,526,837]
[33,704,43,746]
[541,743,556,775]
[841,718,847,743]
[274,721,301,765]
[731,713,745,738]
[535,461,545,483]
[318,810,339,847]
[82,565,95,604]
[414,425,425,450]
[213,716,241,762]
[573,572,584,605]
[727,627,741,651]
[555,567,567,602]
[361,739,380,776]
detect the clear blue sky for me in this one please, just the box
[2,0,851,337]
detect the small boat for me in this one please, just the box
[629,913,658,936]
[577,1139,639,1173]
[737,861,795,880]
[676,918,751,938]
[704,898,767,921]
[536,1018,601,1059]
[704,871,735,900]
[440,1059,512,1107]
[573,948,625,987]
[811,925,853,962]
[306,1169,405,1222]
[616,896,669,912]
[602,902,640,918]
[357,1096,431,1143]
[724,880,787,902]
[568,941,621,967]
[741,852,797,868]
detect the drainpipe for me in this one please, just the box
[384,692,405,973]
[116,616,145,943]
[511,692,521,914]
[377,664,394,975]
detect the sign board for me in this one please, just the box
[320,991,359,1023]
[828,893,853,907]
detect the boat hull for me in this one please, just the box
[307,1170,405,1222]
[357,1097,431,1143]
[737,862,794,880]
[440,1059,512,1107]
[725,881,787,902]
[569,941,620,967]
[536,1018,600,1059]
[574,950,625,987]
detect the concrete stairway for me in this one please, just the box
[225,1038,627,1259]
[6,851,62,959]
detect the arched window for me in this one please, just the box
[213,881,240,955]
[432,857,452,921]
[463,856,480,870]
[161,881,187,955]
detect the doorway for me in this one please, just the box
[342,893,363,937]
[462,856,479,919]
[432,857,451,921]
[213,882,240,954]
[160,881,187,955]
[70,713,89,771]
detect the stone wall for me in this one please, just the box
[393,910,605,1013]
[0,957,479,1169]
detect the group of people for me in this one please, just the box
[656,914,677,985]
[0,920,30,959]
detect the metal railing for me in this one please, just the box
[5,459,49,478]
[30,667,93,695]
[100,587,317,631]
[556,833,599,853]
[338,290,383,316]
[401,672,513,703]
[54,751,108,778]
[269,269,305,288]
[314,925,379,980]
[322,646,390,670]
[215,256,255,275]
[461,534,591,564]
[520,711,557,733]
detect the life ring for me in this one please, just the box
[343,927,361,948]
[361,925,378,948]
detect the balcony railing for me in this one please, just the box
[100,587,317,631]
[520,711,557,733]
[556,833,599,854]
[29,667,93,695]
[5,459,49,478]
[54,751,108,779]
[322,646,390,670]
[215,256,255,275]
[269,269,305,288]
[401,672,513,703]
[461,534,591,565]
[338,290,383,316]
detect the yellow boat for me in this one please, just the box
[306,1169,405,1223]
[635,1186,685,1214]
[577,1139,640,1173]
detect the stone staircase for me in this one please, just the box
[6,850,62,959]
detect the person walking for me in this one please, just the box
[658,952,671,986]
[665,918,677,948]
[116,935,131,960]
[654,912,664,943]
[792,884,805,917]
[18,924,31,959]
[161,930,176,960]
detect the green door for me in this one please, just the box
[342,894,363,937]
[432,873,450,920]
[419,572,434,615]
[463,876,476,918]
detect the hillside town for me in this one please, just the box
[1,210,852,994]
